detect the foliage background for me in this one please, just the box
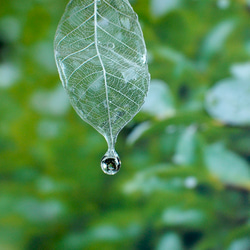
[0,0,249,249]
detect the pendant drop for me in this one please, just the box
[101,150,121,175]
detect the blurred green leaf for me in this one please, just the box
[200,19,236,65]
[230,62,250,81]
[123,164,184,194]
[150,0,182,18]
[204,143,250,188]
[0,62,20,88]
[217,0,230,10]
[227,237,250,250]
[31,41,57,73]
[153,45,196,76]
[142,79,175,119]
[135,112,210,140]
[173,125,197,166]
[157,232,183,250]
[30,86,70,116]
[123,164,219,195]
[0,16,21,42]
[206,78,250,125]
[60,223,141,250]
[15,198,66,223]
[126,121,152,146]
[162,207,207,228]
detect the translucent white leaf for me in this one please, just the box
[54,0,150,174]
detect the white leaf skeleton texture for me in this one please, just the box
[54,0,150,150]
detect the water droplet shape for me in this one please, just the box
[107,42,115,49]
[141,54,147,64]
[101,150,121,175]
[54,0,150,175]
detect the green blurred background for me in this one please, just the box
[0,0,250,249]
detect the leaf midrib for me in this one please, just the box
[94,0,113,148]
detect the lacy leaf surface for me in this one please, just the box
[54,0,150,147]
